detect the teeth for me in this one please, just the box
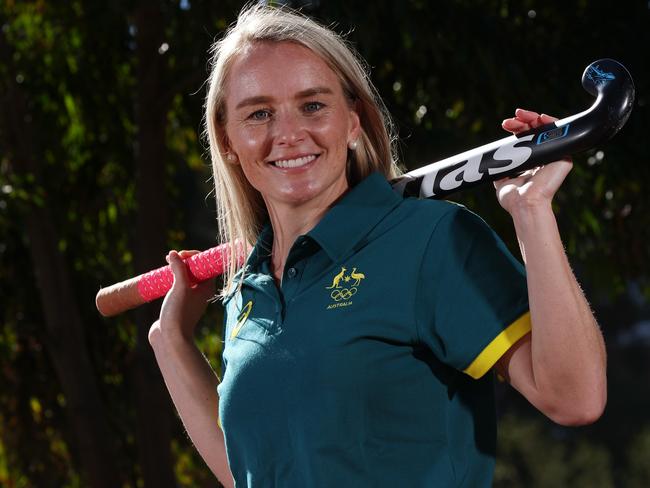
[274,154,317,168]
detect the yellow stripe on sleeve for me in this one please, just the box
[463,311,532,379]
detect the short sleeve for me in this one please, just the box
[415,204,531,379]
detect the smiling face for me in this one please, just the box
[222,41,361,211]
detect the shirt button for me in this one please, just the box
[287,267,297,278]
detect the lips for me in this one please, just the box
[272,154,318,169]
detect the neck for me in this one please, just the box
[265,189,347,283]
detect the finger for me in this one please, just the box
[515,110,559,130]
[178,249,200,259]
[538,113,558,124]
[514,108,541,123]
[166,250,190,288]
[527,113,558,130]
[502,118,530,133]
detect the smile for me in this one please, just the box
[273,154,318,169]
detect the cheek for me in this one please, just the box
[307,116,351,148]
[230,126,272,158]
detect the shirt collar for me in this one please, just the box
[244,222,274,272]
[244,171,402,271]
[308,172,402,262]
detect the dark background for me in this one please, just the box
[1,0,649,486]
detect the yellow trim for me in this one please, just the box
[463,311,531,379]
[230,300,253,340]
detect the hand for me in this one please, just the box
[149,250,216,344]
[495,108,573,215]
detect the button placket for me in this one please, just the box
[281,262,304,302]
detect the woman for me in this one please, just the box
[148,4,607,487]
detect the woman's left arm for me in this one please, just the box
[494,108,607,426]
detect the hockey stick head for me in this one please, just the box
[582,58,635,138]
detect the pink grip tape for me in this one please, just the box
[136,243,239,302]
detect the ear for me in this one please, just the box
[347,103,362,146]
[225,152,239,164]
[222,149,240,165]
[219,132,239,164]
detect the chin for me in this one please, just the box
[275,183,321,204]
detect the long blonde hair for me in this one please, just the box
[204,3,401,294]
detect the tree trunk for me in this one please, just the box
[0,36,122,488]
[131,1,178,486]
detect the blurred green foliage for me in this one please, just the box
[494,413,614,487]
[0,0,648,486]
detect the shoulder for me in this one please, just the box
[399,196,463,216]
[396,197,491,238]
[362,194,494,252]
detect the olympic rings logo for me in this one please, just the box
[330,287,357,301]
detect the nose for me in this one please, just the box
[272,110,306,146]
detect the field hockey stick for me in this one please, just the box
[95,58,634,317]
[392,58,634,198]
[95,244,245,317]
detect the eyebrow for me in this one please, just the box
[296,86,334,98]
[234,86,334,110]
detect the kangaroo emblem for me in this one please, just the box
[349,268,366,286]
[326,267,347,289]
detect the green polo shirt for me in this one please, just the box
[217,172,530,487]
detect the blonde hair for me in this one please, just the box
[204,3,401,294]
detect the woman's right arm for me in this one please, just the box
[148,250,234,488]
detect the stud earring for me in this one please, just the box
[225,152,236,162]
[348,140,358,150]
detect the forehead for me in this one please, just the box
[225,41,344,105]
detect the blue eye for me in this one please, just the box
[249,109,271,121]
[304,101,324,113]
